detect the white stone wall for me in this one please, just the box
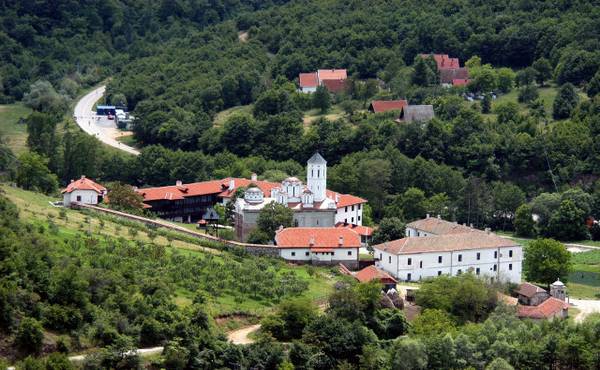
[280,247,359,262]
[405,227,433,237]
[335,204,363,225]
[64,190,100,207]
[301,87,317,93]
[294,210,336,227]
[375,246,523,284]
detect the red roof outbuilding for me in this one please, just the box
[275,227,361,249]
[369,100,408,113]
[62,176,106,194]
[299,72,318,88]
[354,265,397,284]
[517,297,569,320]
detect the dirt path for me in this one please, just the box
[227,324,261,345]
[570,298,600,322]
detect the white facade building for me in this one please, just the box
[62,176,107,207]
[275,227,360,268]
[374,218,522,284]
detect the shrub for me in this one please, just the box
[15,317,44,354]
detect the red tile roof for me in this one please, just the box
[317,69,347,81]
[354,265,397,284]
[373,232,519,255]
[452,78,471,86]
[370,100,408,113]
[322,79,348,93]
[275,227,361,249]
[440,68,469,84]
[517,282,547,298]
[335,222,373,236]
[62,176,106,194]
[299,72,318,88]
[327,190,367,208]
[137,178,279,202]
[420,54,460,69]
[517,297,569,319]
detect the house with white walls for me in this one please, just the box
[62,176,107,207]
[275,227,360,268]
[374,217,522,283]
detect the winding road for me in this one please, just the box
[73,86,140,155]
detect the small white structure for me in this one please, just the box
[62,176,107,207]
[550,279,567,301]
[375,217,523,283]
[275,227,360,268]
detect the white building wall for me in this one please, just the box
[63,190,100,207]
[301,87,317,93]
[405,227,433,237]
[280,247,359,262]
[335,204,363,225]
[375,246,523,284]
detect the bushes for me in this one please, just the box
[15,318,44,354]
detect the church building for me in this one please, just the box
[234,153,367,242]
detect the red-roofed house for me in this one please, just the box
[298,69,348,93]
[517,297,569,320]
[420,53,469,86]
[369,100,408,114]
[299,72,319,93]
[275,227,360,267]
[62,176,107,207]
[354,265,397,289]
[420,53,460,70]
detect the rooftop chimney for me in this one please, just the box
[229,179,235,191]
[426,213,430,218]
[70,179,74,183]
[338,236,344,246]
[309,237,315,247]
[437,214,441,219]
[176,180,182,187]
[470,223,474,228]
[485,227,491,234]
[81,175,86,179]
[251,173,257,181]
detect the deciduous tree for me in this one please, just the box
[523,238,572,286]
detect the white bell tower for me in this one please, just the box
[307,153,327,202]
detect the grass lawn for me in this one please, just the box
[303,105,344,127]
[115,133,140,148]
[0,103,33,155]
[213,104,253,126]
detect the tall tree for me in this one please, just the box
[587,70,600,98]
[16,152,58,194]
[256,202,294,240]
[312,85,331,113]
[532,58,552,86]
[372,217,405,244]
[552,83,579,120]
[514,204,535,237]
[547,200,590,241]
[523,238,572,287]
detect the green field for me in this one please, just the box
[303,105,344,126]
[213,104,253,126]
[0,104,33,155]
[0,184,337,316]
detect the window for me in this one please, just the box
[345,206,348,212]
[509,263,513,271]
[305,252,310,256]
[291,252,296,257]
[76,195,82,202]
[417,231,421,236]
[358,216,361,221]
[388,256,392,264]
[317,169,320,177]
[457,269,462,275]
[344,218,347,223]
[351,217,354,223]
[408,258,412,266]
[419,261,423,268]
[477,252,481,260]
[437,271,442,276]
[493,264,497,272]
[476,268,480,275]
[438,256,442,263]
[358,204,361,210]
[509,250,513,257]
[351,205,354,211]
[458,254,462,262]
[347,251,352,256]
[379,253,382,260]
[494,251,498,259]
[407,273,412,281]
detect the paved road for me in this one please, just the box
[73,86,140,155]
[227,324,261,345]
